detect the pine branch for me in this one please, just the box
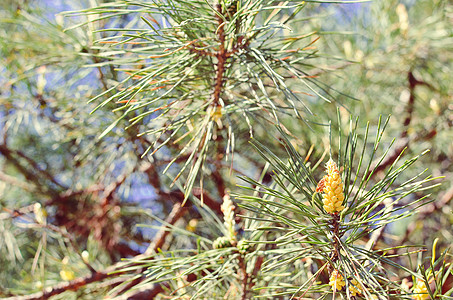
[401,185,453,245]
[4,202,187,299]
[144,203,187,255]
[107,202,188,297]
[366,71,436,178]
[239,255,249,300]
[3,270,116,300]
[0,144,66,193]
[212,4,227,106]
[118,284,168,300]
[158,189,222,216]
[0,170,35,192]
[2,207,97,273]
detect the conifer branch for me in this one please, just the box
[0,144,66,193]
[367,71,436,178]
[4,270,116,300]
[212,4,228,107]
[2,1,451,298]
[5,202,188,300]
[145,203,187,255]
[401,185,453,245]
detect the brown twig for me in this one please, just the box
[0,144,65,194]
[400,71,418,138]
[140,162,161,190]
[363,71,439,251]
[5,202,188,300]
[189,46,216,57]
[33,94,75,131]
[3,269,117,300]
[210,4,248,107]
[367,139,409,178]
[145,203,188,255]
[329,213,342,267]
[366,71,429,179]
[0,170,35,192]
[239,255,249,300]
[212,5,227,106]
[401,185,453,245]
[2,208,97,274]
[118,283,169,300]
[107,202,189,297]
[158,189,222,216]
[211,168,227,199]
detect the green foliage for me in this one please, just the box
[64,0,339,201]
[0,0,452,299]
[236,120,438,298]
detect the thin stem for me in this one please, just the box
[212,4,228,106]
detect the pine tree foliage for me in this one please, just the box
[64,0,337,201]
[0,0,452,299]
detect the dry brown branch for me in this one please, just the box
[2,208,97,273]
[4,202,188,300]
[145,203,187,255]
[4,270,117,300]
[239,255,249,300]
[117,283,168,300]
[366,71,432,179]
[364,71,441,250]
[108,185,223,295]
[107,202,188,297]
[0,170,34,192]
[0,144,64,194]
[401,185,453,245]
[0,204,35,220]
[212,5,227,106]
